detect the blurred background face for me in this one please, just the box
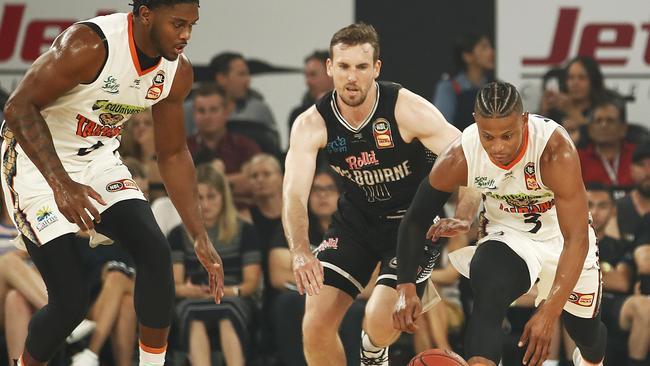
[248,159,283,199]
[631,158,650,197]
[305,58,334,100]
[588,104,626,146]
[327,43,380,107]
[309,173,339,219]
[586,190,614,232]
[218,58,250,101]
[566,61,591,102]
[198,183,223,225]
[129,110,154,146]
[465,36,494,71]
[193,93,228,136]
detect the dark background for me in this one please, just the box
[356,0,495,99]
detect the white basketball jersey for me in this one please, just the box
[462,114,562,241]
[29,12,179,170]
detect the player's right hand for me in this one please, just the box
[392,283,421,333]
[53,179,107,231]
[290,246,323,296]
[426,218,470,242]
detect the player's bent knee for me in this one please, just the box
[302,311,338,345]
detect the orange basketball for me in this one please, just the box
[408,349,469,366]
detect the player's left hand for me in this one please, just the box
[392,283,421,333]
[193,235,225,304]
[426,218,470,242]
[518,305,558,366]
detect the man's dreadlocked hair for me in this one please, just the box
[131,0,199,16]
[474,81,523,118]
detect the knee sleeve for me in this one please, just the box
[562,311,607,363]
[465,241,531,363]
[24,234,91,361]
[98,199,175,328]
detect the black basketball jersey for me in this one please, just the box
[315,81,435,217]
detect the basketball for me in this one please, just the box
[408,349,469,366]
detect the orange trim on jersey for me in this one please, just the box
[127,13,161,76]
[139,341,167,354]
[489,122,529,170]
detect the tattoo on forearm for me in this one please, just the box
[10,107,67,184]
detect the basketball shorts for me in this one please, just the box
[449,225,601,318]
[314,208,438,301]
[1,133,145,247]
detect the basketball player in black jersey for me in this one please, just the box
[282,23,464,365]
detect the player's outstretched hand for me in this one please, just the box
[426,217,470,242]
[392,283,421,333]
[194,235,225,304]
[53,179,107,231]
[518,305,557,366]
[291,246,323,296]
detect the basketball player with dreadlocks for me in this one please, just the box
[2,1,224,365]
[393,81,608,366]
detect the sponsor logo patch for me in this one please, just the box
[92,100,145,115]
[474,176,497,189]
[314,237,339,254]
[146,70,165,100]
[35,206,58,231]
[106,179,139,193]
[568,291,595,307]
[326,136,348,153]
[345,150,379,170]
[372,118,394,149]
[524,162,540,190]
[101,75,120,94]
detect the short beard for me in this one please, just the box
[340,92,367,108]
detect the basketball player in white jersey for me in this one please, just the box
[393,82,607,366]
[2,1,224,365]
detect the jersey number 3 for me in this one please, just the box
[523,213,542,234]
[77,141,104,156]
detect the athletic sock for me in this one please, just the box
[627,358,646,366]
[139,341,166,366]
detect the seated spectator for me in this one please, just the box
[2,252,48,364]
[432,33,494,130]
[210,52,276,126]
[0,196,18,255]
[288,50,333,134]
[540,56,608,127]
[243,154,285,361]
[119,109,166,200]
[170,164,262,366]
[578,97,635,190]
[187,83,261,207]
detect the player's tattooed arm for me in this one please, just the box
[3,25,107,230]
[3,24,104,188]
